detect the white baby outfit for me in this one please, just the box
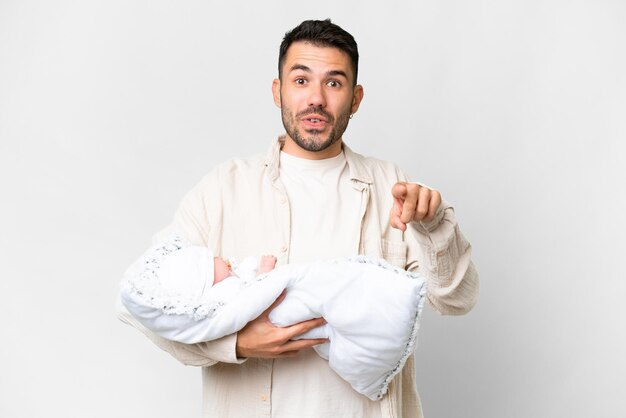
[120,235,427,401]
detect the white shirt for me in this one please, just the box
[279,150,361,263]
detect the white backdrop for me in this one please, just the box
[1,1,624,417]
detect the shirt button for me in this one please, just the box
[280,196,287,204]
[280,245,288,253]
[260,394,267,401]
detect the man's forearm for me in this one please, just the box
[117,300,244,366]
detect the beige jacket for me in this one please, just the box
[118,138,479,418]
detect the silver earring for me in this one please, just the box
[349,114,354,119]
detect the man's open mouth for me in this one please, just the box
[302,115,328,128]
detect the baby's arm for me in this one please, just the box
[257,255,277,275]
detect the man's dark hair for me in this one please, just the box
[278,19,359,85]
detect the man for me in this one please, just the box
[118,19,479,418]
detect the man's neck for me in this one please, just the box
[281,135,343,160]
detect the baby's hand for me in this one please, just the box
[258,255,277,274]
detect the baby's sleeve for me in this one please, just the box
[231,256,260,283]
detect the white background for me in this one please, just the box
[1,1,624,417]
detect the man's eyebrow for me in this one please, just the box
[289,64,312,73]
[326,70,348,79]
[288,65,349,80]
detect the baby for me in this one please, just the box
[120,234,427,401]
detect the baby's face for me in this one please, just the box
[213,257,232,284]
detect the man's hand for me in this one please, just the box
[390,182,442,231]
[236,291,328,358]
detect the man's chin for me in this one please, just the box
[302,128,326,136]
[293,135,336,152]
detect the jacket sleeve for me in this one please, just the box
[116,168,245,366]
[392,161,479,315]
[405,200,480,315]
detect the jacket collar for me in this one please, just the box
[265,136,373,186]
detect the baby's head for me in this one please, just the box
[213,256,233,285]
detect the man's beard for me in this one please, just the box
[280,103,352,153]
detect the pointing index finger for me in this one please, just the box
[391,182,408,199]
[399,183,420,223]
[390,183,409,231]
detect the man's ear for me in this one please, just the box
[351,84,364,114]
[272,79,281,108]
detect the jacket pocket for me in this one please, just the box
[381,239,407,268]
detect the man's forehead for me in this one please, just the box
[283,41,352,76]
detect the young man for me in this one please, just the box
[118,19,479,418]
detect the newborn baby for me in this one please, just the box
[120,234,427,401]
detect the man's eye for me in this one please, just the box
[327,80,341,88]
[295,78,306,85]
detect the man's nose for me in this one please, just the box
[307,83,327,108]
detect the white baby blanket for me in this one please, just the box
[120,235,427,401]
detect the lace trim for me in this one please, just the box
[376,276,427,400]
[120,235,224,321]
[333,255,423,280]
[336,255,427,401]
